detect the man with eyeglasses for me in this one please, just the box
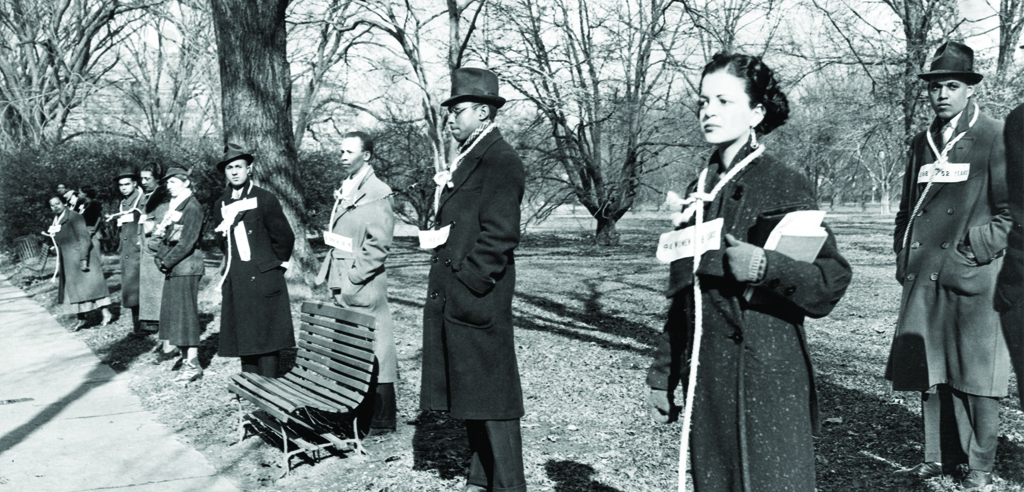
[889,41,1011,490]
[419,67,527,492]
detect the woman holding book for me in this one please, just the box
[645,53,852,491]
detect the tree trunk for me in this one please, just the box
[210,0,316,285]
[880,181,892,215]
[595,216,620,246]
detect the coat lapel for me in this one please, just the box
[920,103,978,208]
[437,129,503,215]
[331,169,374,229]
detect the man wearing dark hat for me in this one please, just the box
[113,166,148,333]
[889,41,1011,490]
[213,143,296,377]
[420,67,527,492]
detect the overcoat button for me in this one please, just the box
[251,276,255,281]
[930,273,938,281]
[947,207,954,215]
[784,286,796,296]
[431,256,438,263]
[941,241,949,249]
[444,259,452,267]
[911,242,920,249]
[429,291,438,299]
[907,273,916,281]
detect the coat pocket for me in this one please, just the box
[340,277,374,307]
[939,248,1000,296]
[259,267,287,297]
[444,281,494,329]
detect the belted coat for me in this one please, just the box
[315,169,398,383]
[215,182,296,358]
[888,103,1012,397]
[116,188,144,308]
[419,129,526,420]
[647,145,852,491]
[53,210,111,305]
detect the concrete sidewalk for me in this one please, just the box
[0,274,238,492]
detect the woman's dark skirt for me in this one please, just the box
[158,275,201,346]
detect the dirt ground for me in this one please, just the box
[5,209,1024,491]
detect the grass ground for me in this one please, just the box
[3,208,1023,491]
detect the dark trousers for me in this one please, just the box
[1002,301,1024,409]
[465,419,526,492]
[922,384,1000,472]
[241,352,279,378]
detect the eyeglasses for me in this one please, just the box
[448,104,481,116]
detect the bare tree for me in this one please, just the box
[210,0,317,278]
[996,0,1024,77]
[486,0,690,245]
[0,0,154,147]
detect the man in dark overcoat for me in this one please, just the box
[889,41,1011,490]
[214,144,296,377]
[113,166,145,333]
[419,67,527,492]
[998,104,1024,409]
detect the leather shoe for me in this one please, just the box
[895,461,943,480]
[961,469,993,491]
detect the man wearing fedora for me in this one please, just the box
[113,166,148,333]
[889,41,1011,490]
[213,143,296,378]
[419,67,527,492]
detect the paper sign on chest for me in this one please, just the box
[656,218,724,264]
[324,231,354,253]
[117,213,135,225]
[419,225,451,250]
[918,163,970,183]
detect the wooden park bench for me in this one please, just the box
[228,301,376,476]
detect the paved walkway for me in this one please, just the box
[0,274,238,492]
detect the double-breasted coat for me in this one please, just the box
[419,129,526,421]
[139,190,169,322]
[216,182,296,358]
[888,103,1011,397]
[117,188,144,308]
[53,210,111,305]
[315,169,398,383]
[647,145,852,491]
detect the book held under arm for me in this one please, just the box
[744,210,828,300]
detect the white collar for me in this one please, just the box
[168,188,193,211]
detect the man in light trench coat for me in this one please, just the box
[889,41,1011,491]
[419,68,527,492]
[316,131,399,435]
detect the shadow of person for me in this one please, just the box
[544,460,621,492]
[411,410,469,481]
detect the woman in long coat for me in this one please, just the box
[214,145,295,378]
[151,167,205,385]
[646,53,852,491]
[138,163,168,334]
[47,196,113,330]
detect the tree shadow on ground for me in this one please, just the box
[544,460,621,492]
[411,410,469,481]
[813,379,1024,491]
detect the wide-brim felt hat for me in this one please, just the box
[441,67,506,108]
[918,41,983,84]
[217,142,255,173]
[115,166,137,181]
[164,166,191,181]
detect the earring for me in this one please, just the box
[749,128,759,149]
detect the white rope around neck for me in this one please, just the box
[679,143,764,492]
[433,122,498,218]
[901,102,978,251]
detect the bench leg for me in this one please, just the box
[351,416,368,456]
[280,422,291,478]
[234,396,249,444]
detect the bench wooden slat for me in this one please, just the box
[298,330,375,364]
[299,322,375,352]
[300,314,374,343]
[230,375,301,415]
[256,376,345,413]
[301,301,376,328]
[240,374,336,413]
[282,371,361,410]
[300,343,375,381]
[249,411,318,450]
[296,358,370,399]
[229,381,295,425]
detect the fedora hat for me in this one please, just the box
[164,166,191,181]
[441,67,506,108]
[115,166,137,181]
[918,41,983,84]
[217,142,254,173]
